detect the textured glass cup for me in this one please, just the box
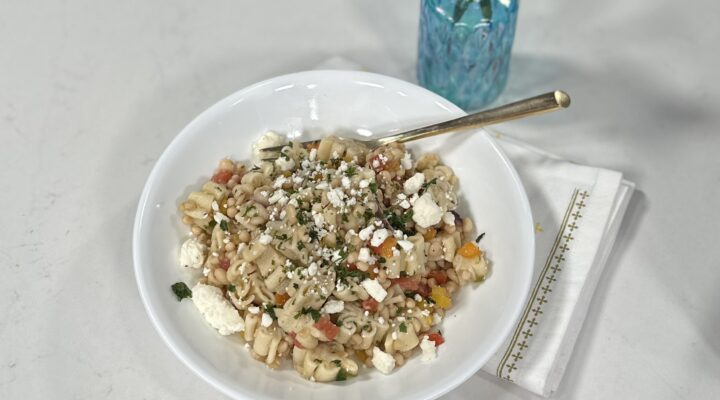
[417,0,519,110]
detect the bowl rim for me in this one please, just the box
[133,69,534,400]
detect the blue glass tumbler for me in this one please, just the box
[417,0,519,110]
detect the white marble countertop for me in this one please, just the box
[2,1,719,399]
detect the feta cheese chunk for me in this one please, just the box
[401,152,413,170]
[403,172,425,195]
[258,233,272,245]
[191,283,244,335]
[412,192,443,228]
[358,247,372,263]
[397,240,414,252]
[179,238,206,269]
[261,313,273,327]
[358,225,375,241]
[321,299,345,314]
[420,336,437,363]
[372,347,396,374]
[361,279,388,302]
[252,131,285,165]
[275,156,295,171]
[370,228,389,247]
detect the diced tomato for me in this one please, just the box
[361,298,379,312]
[211,169,233,184]
[427,270,448,285]
[458,242,482,258]
[416,283,431,298]
[314,317,340,340]
[275,292,290,306]
[426,332,445,346]
[218,257,230,270]
[346,263,358,271]
[288,332,304,349]
[371,237,397,258]
[391,276,421,291]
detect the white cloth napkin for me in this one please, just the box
[313,58,634,397]
[481,133,634,397]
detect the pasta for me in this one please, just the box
[175,133,490,382]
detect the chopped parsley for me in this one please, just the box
[377,257,386,264]
[332,360,342,367]
[309,229,319,241]
[386,209,414,230]
[297,211,309,225]
[264,304,278,320]
[336,368,348,381]
[399,322,407,333]
[206,220,217,230]
[171,282,192,301]
[368,182,378,194]
[341,213,349,223]
[345,166,357,177]
[475,232,486,243]
[420,177,438,193]
[336,265,367,283]
[363,209,374,222]
[227,284,236,292]
[297,242,305,251]
[219,220,229,231]
[274,233,289,241]
[295,307,321,322]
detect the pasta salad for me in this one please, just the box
[172,133,489,382]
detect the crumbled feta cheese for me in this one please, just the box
[420,336,437,363]
[341,176,351,188]
[412,192,443,228]
[393,230,404,239]
[288,198,299,207]
[399,200,411,209]
[321,299,345,314]
[370,229,389,247]
[307,262,318,276]
[268,190,285,204]
[403,173,425,194]
[293,175,304,184]
[346,197,357,206]
[358,225,375,241]
[313,213,325,228]
[273,175,288,189]
[391,331,398,340]
[358,247,372,263]
[211,201,220,212]
[261,313,273,327]
[258,233,272,245]
[432,313,443,325]
[361,279,388,302]
[179,238,206,269]
[414,294,422,302]
[378,316,385,325]
[327,188,344,208]
[443,212,455,226]
[252,131,286,165]
[359,179,369,189]
[202,267,210,276]
[372,347,396,374]
[401,152,413,170]
[213,212,230,225]
[275,156,295,171]
[397,240,414,252]
[191,283,244,335]
[316,181,329,190]
[247,306,260,314]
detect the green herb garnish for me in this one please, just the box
[336,265,367,283]
[219,220,229,231]
[171,282,192,301]
[336,368,348,381]
[368,182,378,194]
[345,166,357,177]
[475,232,485,243]
[332,360,342,367]
[264,304,278,320]
[421,178,438,193]
[295,307,321,322]
[399,322,407,333]
[206,220,217,230]
[341,213,349,223]
[227,284,236,292]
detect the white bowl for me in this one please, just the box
[133,70,534,400]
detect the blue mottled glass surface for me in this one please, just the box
[417,0,518,110]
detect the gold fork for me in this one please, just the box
[259,90,570,160]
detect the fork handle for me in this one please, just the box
[376,91,571,146]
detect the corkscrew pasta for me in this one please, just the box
[174,133,489,382]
